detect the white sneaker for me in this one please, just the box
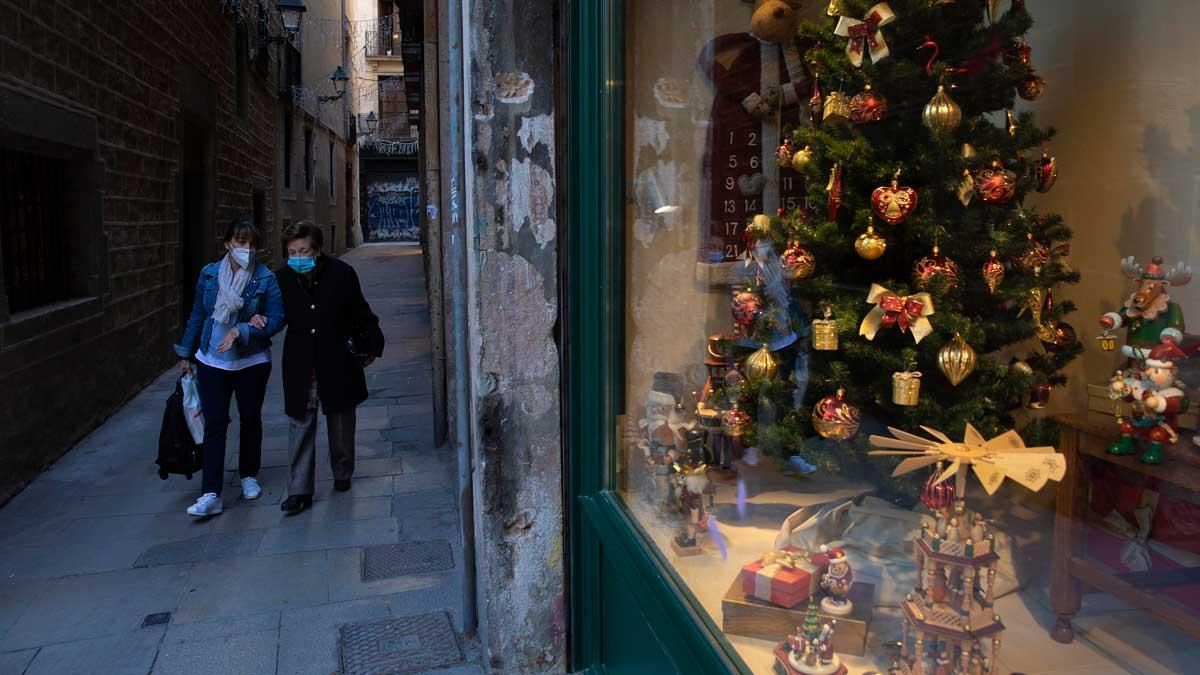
[187,493,223,517]
[241,477,262,500]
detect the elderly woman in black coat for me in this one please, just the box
[276,221,385,514]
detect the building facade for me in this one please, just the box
[0,1,350,501]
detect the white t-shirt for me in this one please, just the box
[196,316,271,371]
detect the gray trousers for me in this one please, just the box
[287,377,356,496]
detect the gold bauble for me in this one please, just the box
[1010,360,1034,378]
[937,332,977,387]
[744,344,779,381]
[855,225,887,260]
[922,85,962,134]
[961,142,977,160]
[791,145,813,171]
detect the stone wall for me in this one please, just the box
[466,0,566,670]
[0,0,280,501]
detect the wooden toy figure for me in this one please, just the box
[820,546,855,616]
[1107,339,1190,464]
[1099,256,1191,359]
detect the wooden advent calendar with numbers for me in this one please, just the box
[699,32,811,265]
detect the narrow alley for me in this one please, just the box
[0,245,478,675]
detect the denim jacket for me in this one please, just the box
[173,261,286,360]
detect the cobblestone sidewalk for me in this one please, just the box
[0,245,479,675]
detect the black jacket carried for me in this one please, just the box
[277,254,385,419]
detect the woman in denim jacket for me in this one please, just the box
[173,217,285,517]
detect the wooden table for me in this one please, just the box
[1050,413,1200,643]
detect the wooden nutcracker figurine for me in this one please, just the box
[820,546,854,616]
[1099,256,1191,360]
[1107,339,1190,464]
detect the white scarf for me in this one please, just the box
[212,254,251,325]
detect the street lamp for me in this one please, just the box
[318,66,349,103]
[276,0,307,36]
[362,111,378,135]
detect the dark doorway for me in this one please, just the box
[178,120,211,325]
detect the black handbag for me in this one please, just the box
[156,380,202,480]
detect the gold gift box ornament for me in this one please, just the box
[812,306,839,351]
[891,364,922,406]
[1096,330,1117,352]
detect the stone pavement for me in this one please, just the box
[0,245,481,675]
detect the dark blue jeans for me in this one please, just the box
[196,360,272,495]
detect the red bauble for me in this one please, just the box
[849,85,888,124]
[870,178,918,225]
[975,159,1017,204]
[921,469,956,511]
[781,241,816,280]
[1005,40,1033,68]
[730,289,763,328]
[912,246,962,291]
[1042,321,1077,353]
[811,389,860,441]
[1017,74,1046,101]
[1036,152,1058,193]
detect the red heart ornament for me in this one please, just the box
[870,180,918,225]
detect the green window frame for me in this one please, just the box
[564,2,753,672]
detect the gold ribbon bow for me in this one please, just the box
[760,549,804,569]
[860,283,935,343]
[834,3,896,67]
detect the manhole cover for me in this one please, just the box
[339,613,462,674]
[361,540,454,581]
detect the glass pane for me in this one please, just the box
[615,1,1200,674]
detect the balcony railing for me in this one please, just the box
[364,18,402,58]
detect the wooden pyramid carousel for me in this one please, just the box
[870,424,1065,675]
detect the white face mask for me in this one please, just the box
[230,247,253,267]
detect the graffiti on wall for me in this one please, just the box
[365,176,420,242]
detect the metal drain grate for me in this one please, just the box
[339,612,463,674]
[142,612,170,628]
[361,540,454,581]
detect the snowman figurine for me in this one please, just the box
[819,546,854,616]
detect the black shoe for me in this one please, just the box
[281,494,312,514]
[334,479,352,492]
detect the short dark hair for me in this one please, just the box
[283,220,324,250]
[223,216,262,247]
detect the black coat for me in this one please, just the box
[277,255,385,419]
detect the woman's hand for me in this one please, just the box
[217,326,240,353]
[249,314,267,330]
[178,359,193,377]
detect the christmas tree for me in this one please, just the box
[739,0,1080,498]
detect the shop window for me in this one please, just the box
[599,2,1200,675]
[0,148,69,313]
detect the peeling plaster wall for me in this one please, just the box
[466,0,565,671]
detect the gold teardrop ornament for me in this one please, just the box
[744,344,780,381]
[937,332,977,386]
[922,85,961,133]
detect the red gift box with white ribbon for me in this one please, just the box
[740,547,822,609]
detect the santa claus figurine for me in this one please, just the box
[1108,339,1191,464]
[819,546,854,616]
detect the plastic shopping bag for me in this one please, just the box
[180,373,205,445]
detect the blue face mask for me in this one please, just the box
[288,256,316,273]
